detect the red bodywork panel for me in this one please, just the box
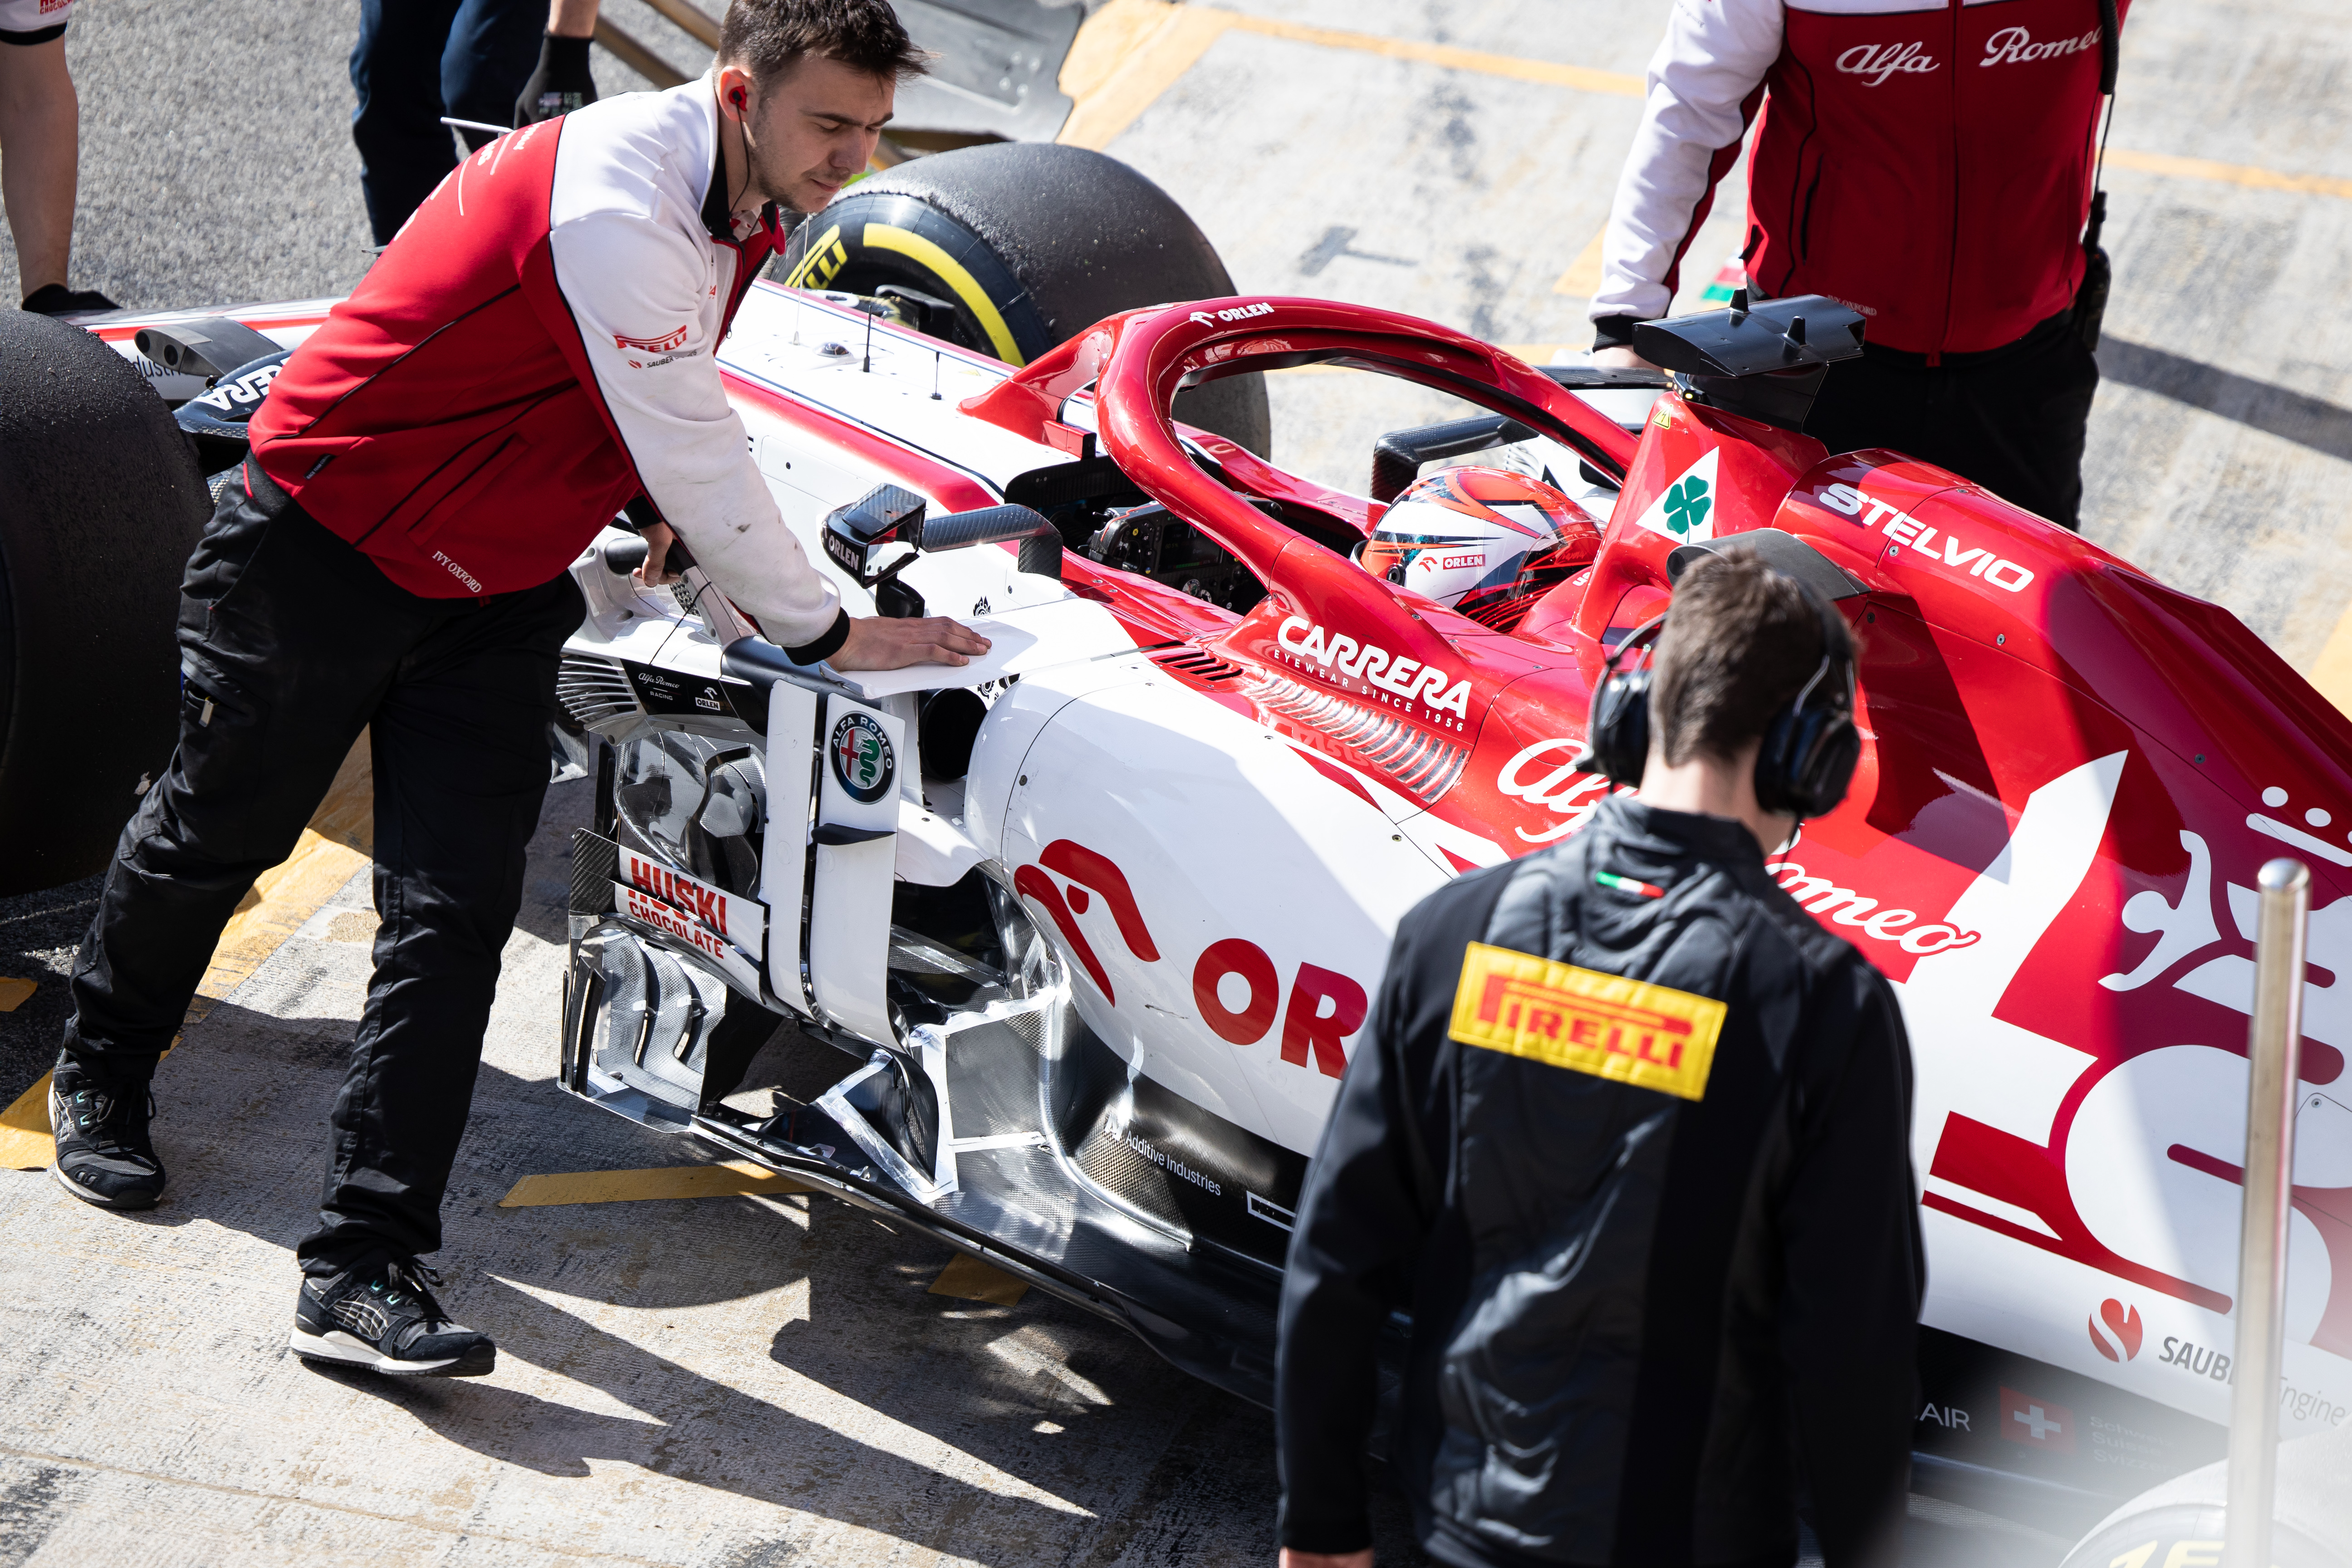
[980,296,2352,1390]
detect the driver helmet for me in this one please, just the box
[1360,466,1596,608]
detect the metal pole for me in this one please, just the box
[2222,857,2309,1568]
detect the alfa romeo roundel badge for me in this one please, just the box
[829,712,896,804]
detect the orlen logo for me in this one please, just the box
[1013,840,1158,1003]
[1982,26,2102,66]
[1188,302,1275,327]
[615,325,690,353]
[1016,838,1370,1078]
[1193,938,1366,1079]
[1836,40,1937,86]
[2089,1298,2143,1362]
[1276,616,1473,719]
[1813,482,2036,593]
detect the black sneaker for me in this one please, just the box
[20,283,120,315]
[49,1057,166,1210]
[292,1259,496,1377]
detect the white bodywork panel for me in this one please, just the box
[1000,666,1447,1155]
[761,681,820,1016]
[809,693,905,1047]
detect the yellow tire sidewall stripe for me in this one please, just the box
[858,221,1026,366]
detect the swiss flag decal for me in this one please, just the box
[1998,1386,2076,1453]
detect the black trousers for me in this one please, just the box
[64,463,583,1277]
[1803,312,2101,530]
[350,0,544,245]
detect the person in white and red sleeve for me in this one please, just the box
[1591,0,2126,531]
[47,0,986,1380]
[0,0,117,314]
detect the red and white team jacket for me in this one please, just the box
[248,75,842,647]
[1592,0,2122,359]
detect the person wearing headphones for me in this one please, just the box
[1274,550,1922,1568]
[47,0,985,1379]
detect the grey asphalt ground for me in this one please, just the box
[2,0,2347,1562]
[2,785,1444,1566]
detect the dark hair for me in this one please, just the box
[719,0,929,91]
[1648,550,1828,766]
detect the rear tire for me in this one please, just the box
[781,142,1272,458]
[0,313,209,895]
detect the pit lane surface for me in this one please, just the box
[3,0,2349,1562]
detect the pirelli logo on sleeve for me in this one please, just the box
[1447,942,1726,1101]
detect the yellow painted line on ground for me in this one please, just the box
[0,977,33,1012]
[0,736,375,1172]
[1059,1,2352,218]
[929,1250,1031,1306]
[0,1077,51,1171]
[1060,0,1642,150]
[2310,597,2352,720]
[496,1161,813,1207]
[2105,148,2352,203]
[1552,230,1608,297]
[1224,11,1643,96]
[191,735,373,1009]
[1060,0,1237,150]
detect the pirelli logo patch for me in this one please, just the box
[1448,942,1725,1101]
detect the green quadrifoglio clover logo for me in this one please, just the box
[1663,476,1711,538]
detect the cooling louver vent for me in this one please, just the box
[1150,647,1246,683]
[557,653,640,730]
[1245,674,1468,800]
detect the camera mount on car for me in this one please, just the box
[1633,292,1867,432]
[822,485,1063,618]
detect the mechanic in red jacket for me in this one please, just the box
[1591,0,2123,530]
[47,0,985,1379]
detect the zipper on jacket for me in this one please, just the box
[1933,0,1963,364]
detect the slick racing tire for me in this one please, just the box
[780,142,1273,458]
[0,312,210,895]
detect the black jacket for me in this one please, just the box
[1275,795,1922,1568]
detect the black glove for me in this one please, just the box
[515,34,596,126]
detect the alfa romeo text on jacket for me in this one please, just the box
[1593,0,2125,359]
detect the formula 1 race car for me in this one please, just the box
[14,142,2352,1560]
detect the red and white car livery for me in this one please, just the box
[98,279,2352,1533]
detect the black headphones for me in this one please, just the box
[728,85,756,214]
[1571,582,1860,820]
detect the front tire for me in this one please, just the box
[0,313,210,894]
[781,142,1272,458]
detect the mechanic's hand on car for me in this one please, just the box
[636,522,990,668]
[633,522,682,588]
[1592,345,1662,373]
[1279,1551,1373,1568]
[831,614,992,672]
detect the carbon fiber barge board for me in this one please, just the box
[687,1103,1283,1407]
